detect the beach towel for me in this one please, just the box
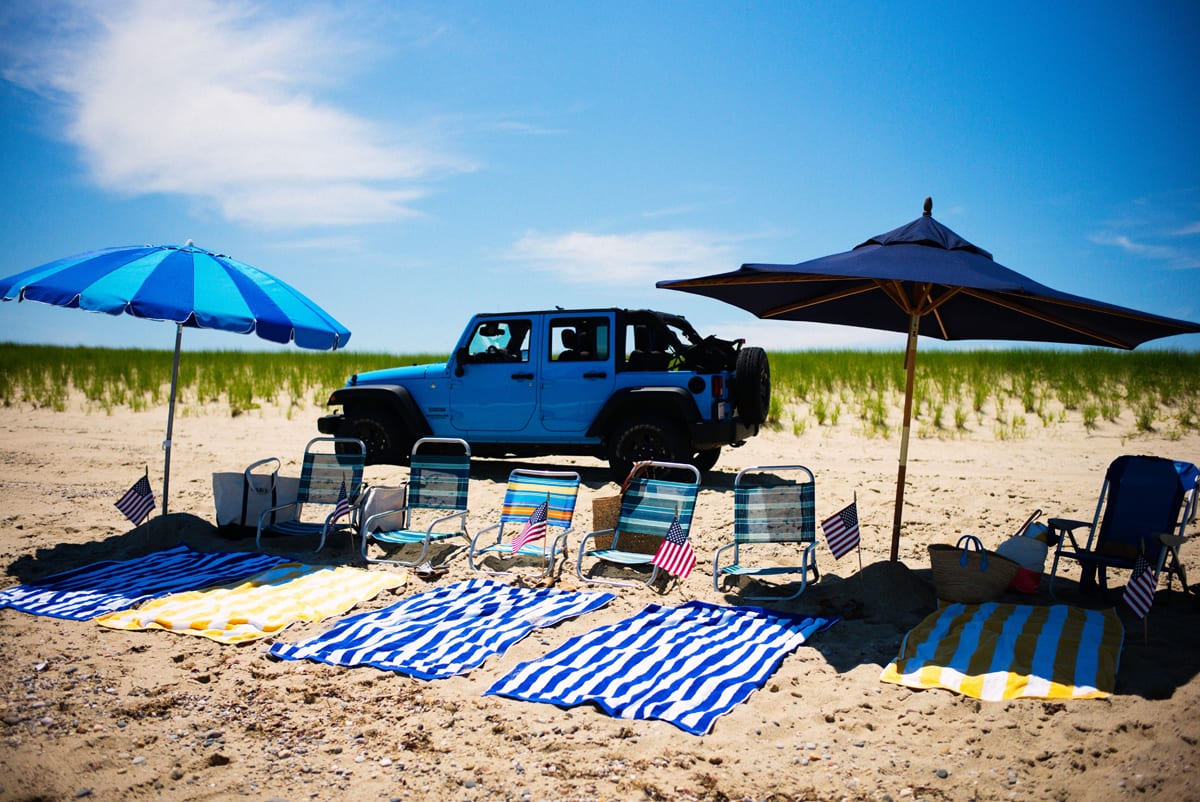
[268,579,615,679]
[880,602,1123,700]
[485,601,838,735]
[0,544,288,620]
[94,562,406,644]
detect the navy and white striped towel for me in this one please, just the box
[268,579,615,680]
[0,543,288,620]
[485,601,837,735]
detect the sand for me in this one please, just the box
[1,395,1199,802]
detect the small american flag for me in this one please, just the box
[512,500,549,555]
[820,500,860,560]
[652,515,696,580]
[332,481,351,524]
[1123,553,1158,620]
[115,473,156,525]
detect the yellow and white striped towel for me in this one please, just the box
[880,602,1123,700]
[95,563,406,644]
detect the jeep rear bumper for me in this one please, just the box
[688,418,757,450]
[317,414,344,435]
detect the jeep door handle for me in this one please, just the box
[511,372,535,380]
[582,371,607,379]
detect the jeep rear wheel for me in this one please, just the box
[693,447,721,473]
[735,346,771,425]
[343,406,410,465]
[607,416,687,483]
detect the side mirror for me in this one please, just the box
[454,347,469,377]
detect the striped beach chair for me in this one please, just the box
[255,437,366,552]
[575,461,700,588]
[469,469,581,577]
[712,464,819,600]
[360,438,472,568]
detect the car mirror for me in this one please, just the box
[454,346,469,376]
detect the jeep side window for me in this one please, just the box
[550,318,609,362]
[624,322,673,371]
[465,319,529,363]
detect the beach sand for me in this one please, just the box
[1,396,1199,801]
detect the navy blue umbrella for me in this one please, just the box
[658,199,1200,560]
[0,242,352,515]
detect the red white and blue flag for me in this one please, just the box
[512,500,549,555]
[652,516,696,580]
[820,500,861,560]
[115,473,156,526]
[1123,554,1158,620]
[332,481,351,524]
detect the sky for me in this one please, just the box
[1,0,1198,356]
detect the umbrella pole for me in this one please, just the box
[890,313,920,561]
[162,323,183,516]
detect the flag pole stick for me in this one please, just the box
[854,490,866,604]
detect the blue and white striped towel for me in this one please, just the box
[485,600,837,735]
[0,543,288,620]
[268,579,615,679]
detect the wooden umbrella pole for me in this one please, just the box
[890,312,920,562]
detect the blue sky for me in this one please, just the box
[1,0,1198,355]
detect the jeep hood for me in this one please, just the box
[349,362,448,386]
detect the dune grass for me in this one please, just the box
[2,344,1198,437]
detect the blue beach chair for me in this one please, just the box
[255,437,366,552]
[360,438,472,568]
[575,461,700,588]
[468,469,581,577]
[712,464,820,601]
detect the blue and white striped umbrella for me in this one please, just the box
[0,242,350,349]
[0,242,352,515]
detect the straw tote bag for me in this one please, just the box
[928,535,1020,604]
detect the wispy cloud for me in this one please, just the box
[506,229,743,285]
[1175,221,1200,236]
[2,0,471,228]
[1089,232,1200,270]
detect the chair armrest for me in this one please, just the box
[426,509,469,532]
[471,522,502,550]
[1047,517,1090,531]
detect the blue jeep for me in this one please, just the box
[317,308,770,480]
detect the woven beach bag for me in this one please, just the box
[928,535,1021,604]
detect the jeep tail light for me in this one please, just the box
[712,375,724,397]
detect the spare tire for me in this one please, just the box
[734,346,771,425]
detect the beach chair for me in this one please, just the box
[359,437,472,568]
[575,461,700,588]
[1047,455,1199,598]
[712,464,820,601]
[255,437,366,552]
[468,469,581,577]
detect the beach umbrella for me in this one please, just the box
[657,198,1200,561]
[0,242,352,515]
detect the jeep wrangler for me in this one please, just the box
[317,308,770,481]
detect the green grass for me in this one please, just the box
[2,345,1198,437]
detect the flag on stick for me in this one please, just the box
[652,515,696,580]
[116,473,156,525]
[820,500,860,560]
[1123,554,1157,620]
[512,500,549,555]
[332,480,351,524]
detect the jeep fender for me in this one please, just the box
[326,385,432,438]
[586,387,702,438]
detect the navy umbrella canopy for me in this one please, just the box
[658,199,1200,560]
[0,242,352,515]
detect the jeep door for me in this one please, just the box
[541,315,615,432]
[449,316,537,432]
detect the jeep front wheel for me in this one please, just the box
[607,416,687,483]
[343,406,410,465]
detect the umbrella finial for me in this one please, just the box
[923,197,933,216]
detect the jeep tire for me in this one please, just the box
[607,416,688,482]
[342,405,410,465]
[693,447,721,473]
[735,346,771,425]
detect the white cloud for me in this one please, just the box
[507,229,743,285]
[6,0,470,228]
[1089,232,1200,270]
